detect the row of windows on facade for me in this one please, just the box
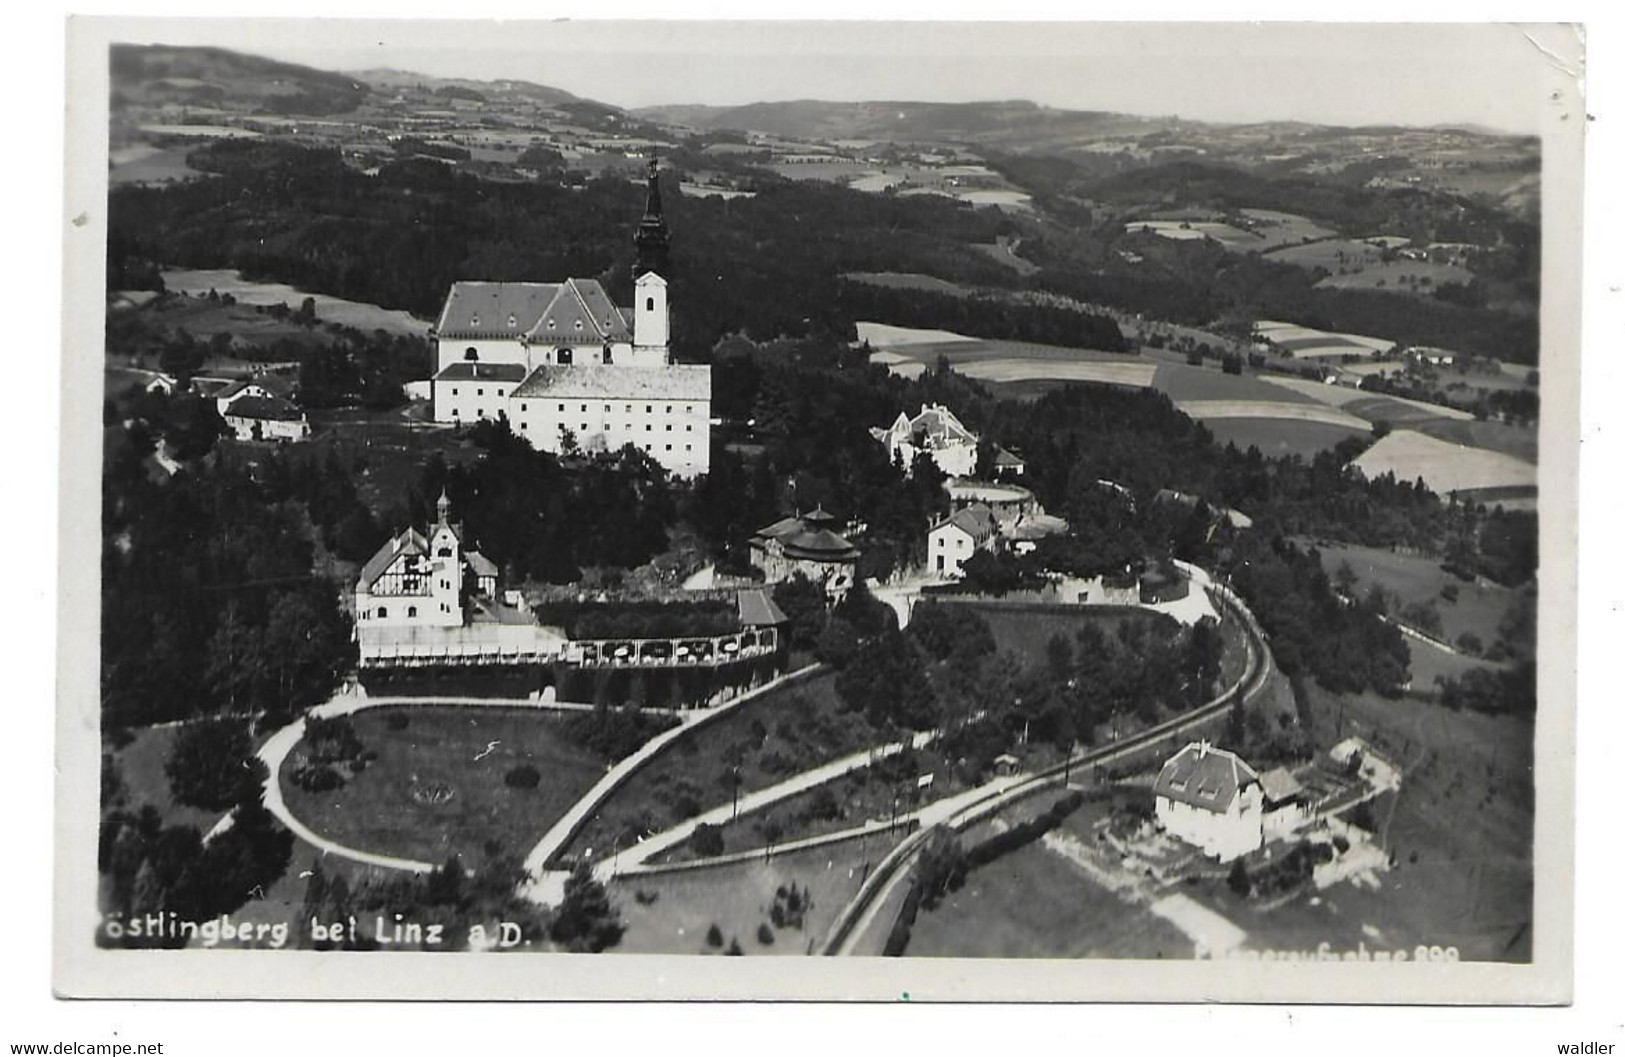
[461,300,647,335]
[446,391,698,418]
[450,407,696,437]
[361,602,452,619]
[379,575,454,594]
[466,347,611,364]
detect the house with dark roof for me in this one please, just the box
[426,159,710,477]
[1153,740,1266,862]
[928,503,1001,578]
[747,506,861,601]
[217,378,310,442]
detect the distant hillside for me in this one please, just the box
[110,44,370,115]
[350,67,584,108]
[635,98,1170,147]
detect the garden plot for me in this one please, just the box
[1351,430,1536,496]
[1263,375,1474,422]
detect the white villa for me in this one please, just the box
[928,503,1000,578]
[871,403,979,478]
[1153,741,1267,862]
[428,159,711,478]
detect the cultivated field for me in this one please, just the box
[1205,418,1368,459]
[1154,363,1324,405]
[1234,209,1337,250]
[278,706,610,870]
[163,269,431,336]
[856,321,977,347]
[1352,430,1537,496]
[1176,400,1369,430]
[1255,319,1397,359]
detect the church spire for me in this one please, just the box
[436,488,451,526]
[633,154,670,281]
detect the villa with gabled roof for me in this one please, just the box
[871,403,979,478]
[1153,740,1266,862]
[428,158,710,477]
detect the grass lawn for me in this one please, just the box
[1287,683,1533,961]
[564,671,889,859]
[905,834,1192,958]
[1311,541,1532,660]
[279,706,610,871]
[948,603,1177,662]
[610,834,898,955]
[107,723,228,833]
[1204,417,1368,460]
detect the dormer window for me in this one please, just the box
[507,313,517,327]
[470,314,480,328]
[574,320,584,330]
[547,318,555,329]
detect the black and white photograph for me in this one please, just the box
[50,15,1589,1006]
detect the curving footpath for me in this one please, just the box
[821,568,1276,955]
[252,685,790,879]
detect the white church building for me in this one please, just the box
[428,159,711,477]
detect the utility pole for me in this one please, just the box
[731,765,741,821]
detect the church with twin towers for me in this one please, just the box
[429,158,712,477]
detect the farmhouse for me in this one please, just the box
[428,158,712,477]
[1153,741,1265,862]
[215,378,310,442]
[747,506,861,600]
[928,503,1000,578]
[871,403,979,477]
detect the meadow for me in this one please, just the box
[610,834,892,955]
[163,269,431,336]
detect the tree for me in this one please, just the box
[164,719,267,811]
[548,862,625,952]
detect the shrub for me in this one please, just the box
[670,794,702,821]
[504,764,541,790]
[726,938,744,956]
[384,712,410,731]
[692,823,725,857]
[165,718,267,810]
[291,764,343,793]
[757,923,775,946]
[705,923,723,948]
[1227,859,1252,898]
